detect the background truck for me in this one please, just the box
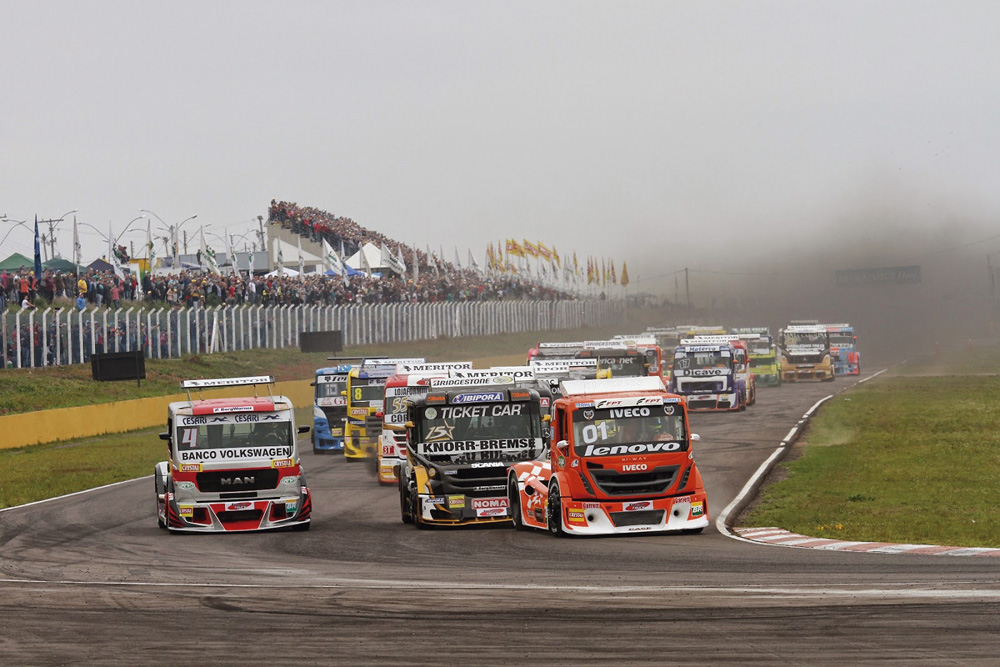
[344,358,424,461]
[154,375,312,533]
[397,377,548,527]
[733,327,781,387]
[377,361,472,485]
[312,363,352,454]
[669,339,741,411]
[506,376,708,536]
[825,323,860,375]
[576,339,662,380]
[779,324,834,382]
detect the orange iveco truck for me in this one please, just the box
[506,376,708,536]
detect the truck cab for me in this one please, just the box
[377,361,472,485]
[154,375,312,532]
[690,334,757,408]
[398,376,548,527]
[825,323,860,375]
[312,363,352,453]
[344,357,424,461]
[506,376,708,536]
[779,324,834,382]
[733,327,781,387]
[669,340,740,411]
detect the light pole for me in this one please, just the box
[0,217,29,251]
[140,210,197,270]
[37,208,78,260]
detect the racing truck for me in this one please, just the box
[377,361,473,485]
[154,375,312,532]
[779,324,834,382]
[733,327,781,387]
[311,363,352,454]
[826,323,860,375]
[506,376,708,536]
[576,339,662,380]
[691,334,757,407]
[669,339,743,411]
[344,357,424,461]
[398,376,549,527]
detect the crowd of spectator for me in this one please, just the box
[0,201,573,314]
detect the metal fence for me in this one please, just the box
[1,299,624,369]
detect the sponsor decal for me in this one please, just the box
[225,501,253,511]
[674,495,691,504]
[509,390,531,400]
[471,498,509,510]
[181,416,208,426]
[582,502,600,509]
[330,427,343,436]
[453,392,505,404]
[622,463,648,472]
[448,495,465,508]
[423,496,446,506]
[558,456,565,467]
[431,377,513,388]
[582,409,595,421]
[476,507,508,517]
[381,444,395,457]
[212,405,254,414]
[583,442,682,456]
[470,461,508,468]
[380,464,395,476]
[690,501,704,517]
[627,525,654,532]
[179,506,194,518]
[474,485,506,492]
[610,407,650,418]
[350,407,369,418]
[179,446,293,462]
[285,501,298,514]
[624,501,652,512]
[436,404,524,419]
[179,463,202,473]
[567,510,587,524]
[272,458,293,468]
[415,438,535,455]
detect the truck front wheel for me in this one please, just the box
[508,475,527,531]
[399,474,413,524]
[547,481,566,537]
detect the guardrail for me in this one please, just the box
[1,299,623,369]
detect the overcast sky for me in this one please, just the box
[3,1,998,287]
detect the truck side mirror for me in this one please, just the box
[542,414,552,422]
[555,439,569,454]
[159,432,170,441]
[309,381,316,387]
[690,433,700,441]
[375,411,384,419]
[341,390,348,397]
[297,425,311,434]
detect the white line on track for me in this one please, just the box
[1,576,999,599]
[0,476,152,514]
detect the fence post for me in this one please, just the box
[28,310,36,368]
[41,307,50,366]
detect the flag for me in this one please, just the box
[339,240,350,286]
[454,246,462,270]
[276,238,284,274]
[523,239,539,258]
[381,243,406,276]
[412,244,419,284]
[297,234,305,275]
[610,260,617,284]
[396,244,408,276]
[33,216,42,280]
[552,246,561,269]
[226,232,236,275]
[536,241,551,261]
[201,227,220,275]
[468,248,482,274]
[573,251,579,275]
[506,239,524,257]
[621,261,630,287]
[73,216,82,272]
[360,242,372,276]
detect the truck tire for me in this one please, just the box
[409,483,427,529]
[291,521,311,532]
[508,475,527,531]
[400,475,413,524]
[547,480,566,537]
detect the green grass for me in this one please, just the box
[0,309,666,508]
[744,373,1000,547]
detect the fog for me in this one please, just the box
[3,2,999,352]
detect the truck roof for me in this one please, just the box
[560,376,665,397]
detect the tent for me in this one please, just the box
[265,267,300,277]
[87,258,116,273]
[0,252,34,271]
[324,265,364,277]
[44,257,87,273]
[345,242,384,270]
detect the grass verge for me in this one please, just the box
[743,346,1000,547]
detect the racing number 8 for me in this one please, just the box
[354,387,362,400]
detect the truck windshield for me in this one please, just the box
[595,355,644,377]
[674,351,730,370]
[176,420,293,452]
[316,377,347,400]
[829,334,854,345]
[784,332,827,346]
[351,379,386,405]
[572,406,686,455]
[414,402,542,462]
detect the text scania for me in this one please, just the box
[179,446,293,461]
[583,442,681,456]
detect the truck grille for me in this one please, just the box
[436,465,508,492]
[609,510,665,527]
[681,380,723,393]
[196,469,279,493]
[216,509,263,524]
[321,406,346,423]
[791,354,825,365]
[586,465,679,496]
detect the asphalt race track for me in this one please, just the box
[2,370,999,665]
